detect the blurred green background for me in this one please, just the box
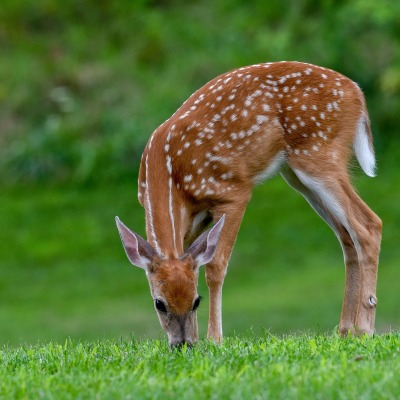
[1,0,399,346]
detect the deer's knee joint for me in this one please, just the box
[373,214,382,231]
[368,213,382,239]
[205,263,227,287]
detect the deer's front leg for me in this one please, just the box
[205,201,249,341]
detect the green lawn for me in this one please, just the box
[1,333,399,399]
[1,156,399,346]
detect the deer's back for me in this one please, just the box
[139,62,365,205]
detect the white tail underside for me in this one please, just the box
[353,116,376,177]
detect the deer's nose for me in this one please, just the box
[170,340,193,350]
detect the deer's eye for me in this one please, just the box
[192,296,202,311]
[155,299,167,313]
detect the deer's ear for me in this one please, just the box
[115,217,156,270]
[184,215,225,268]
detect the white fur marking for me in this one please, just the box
[145,154,162,256]
[253,151,286,185]
[256,115,269,124]
[166,155,172,175]
[354,115,376,177]
[168,177,177,253]
[293,169,362,253]
[209,155,232,165]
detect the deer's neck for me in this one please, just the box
[141,128,188,259]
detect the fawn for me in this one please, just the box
[116,61,381,347]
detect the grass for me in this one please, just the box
[1,333,399,399]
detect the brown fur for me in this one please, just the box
[127,61,381,344]
[150,258,197,315]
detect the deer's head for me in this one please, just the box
[115,216,225,348]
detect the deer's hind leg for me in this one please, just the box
[281,165,381,335]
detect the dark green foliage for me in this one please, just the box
[1,0,399,183]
